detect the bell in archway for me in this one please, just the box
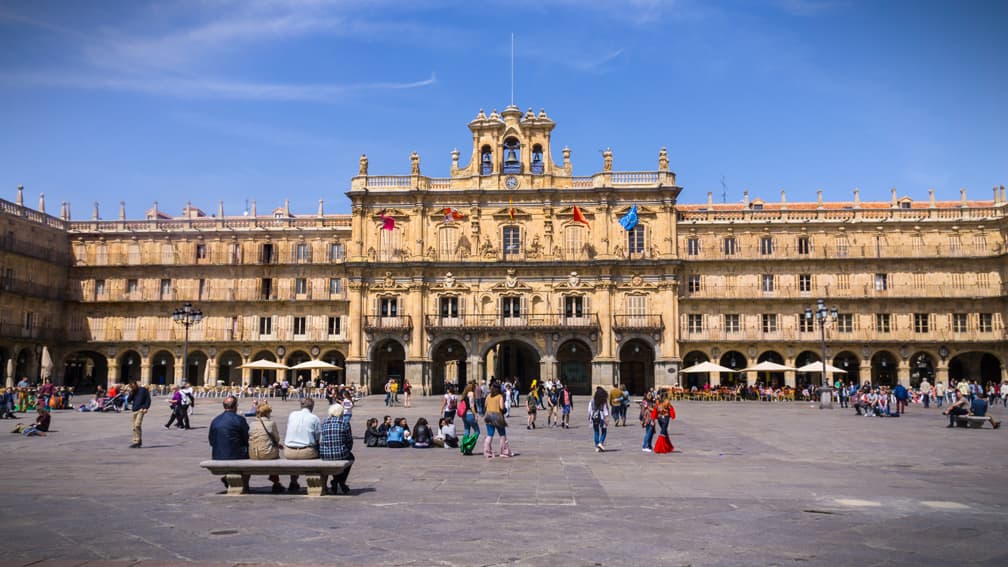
[504,147,518,166]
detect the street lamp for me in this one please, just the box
[172,302,203,385]
[804,298,837,408]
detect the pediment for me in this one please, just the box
[371,271,409,291]
[613,273,660,291]
[373,208,409,219]
[491,207,531,219]
[489,269,532,292]
[612,204,659,216]
[557,206,594,217]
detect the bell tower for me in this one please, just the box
[454,105,568,186]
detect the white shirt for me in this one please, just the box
[284,408,321,449]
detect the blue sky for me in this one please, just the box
[0,0,1005,217]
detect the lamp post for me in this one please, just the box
[172,302,203,386]
[804,298,837,409]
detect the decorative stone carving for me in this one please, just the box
[568,271,580,287]
[359,154,368,176]
[505,269,518,289]
[410,151,420,175]
[658,147,668,171]
[603,148,613,172]
[444,272,455,288]
[384,272,395,287]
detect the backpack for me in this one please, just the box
[448,395,457,411]
[456,398,467,418]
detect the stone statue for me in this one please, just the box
[410,151,420,175]
[359,153,368,176]
[481,240,495,258]
[603,148,613,172]
[614,244,624,257]
[426,246,436,260]
[658,147,668,171]
[367,247,376,261]
[529,234,542,256]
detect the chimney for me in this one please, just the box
[853,187,860,208]
[119,201,126,220]
[16,185,23,206]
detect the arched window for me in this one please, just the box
[628,224,645,254]
[480,145,493,175]
[503,137,521,173]
[531,144,544,174]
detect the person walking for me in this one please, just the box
[180,381,194,424]
[641,393,655,452]
[588,386,610,452]
[653,395,675,454]
[403,379,412,408]
[483,384,511,458]
[126,381,150,448]
[560,383,573,429]
[459,382,480,454]
[919,378,932,408]
[164,385,185,429]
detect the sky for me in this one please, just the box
[0,0,1005,218]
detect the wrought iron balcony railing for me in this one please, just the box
[612,314,664,332]
[425,313,600,332]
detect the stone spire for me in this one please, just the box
[119,201,126,220]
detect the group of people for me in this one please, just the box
[208,396,354,494]
[2,378,74,416]
[363,415,459,449]
[383,378,411,407]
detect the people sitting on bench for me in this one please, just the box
[209,395,249,491]
[966,392,1001,429]
[284,398,321,492]
[944,390,971,428]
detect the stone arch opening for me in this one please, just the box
[909,351,935,388]
[117,350,141,383]
[794,350,820,389]
[619,339,655,395]
[15,347,34,383]
[285,350,312,387]
[757,350,786,388]
[319,350,346,385]
[216,350,243,386]
[832,351,861,388]
[431,339,467,396]
[948,351,1003,386]
[557,339,592,395]
[370,340,406,396]
[185,350,208,387]
[483,339,540,390]
[150,350,175,385]
[871,351,898,387]
[681,350,710,389]
[63,350,108,391]
[250,350,278,387]
[718,350,747,387]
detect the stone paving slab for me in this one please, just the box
[0,395,1006,565]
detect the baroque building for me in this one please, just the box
[1,105,1006,395]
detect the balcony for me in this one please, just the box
[363,315,413,333]
[0,322,63,341]
[612,314,664,333]
[425,313,600,333]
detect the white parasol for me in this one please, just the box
[40,346,53,381]
[290,360,343,371]
[739,361,795,372]
[796,361,847,375]
[680,361,738,374]
[238,359,289,370]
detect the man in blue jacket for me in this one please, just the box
[127,381,151,448]
[209,396,250,492]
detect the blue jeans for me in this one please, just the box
[592,420,607,446]
[642,423,654,449]
[486,422,506,438]
[463,411,480,437]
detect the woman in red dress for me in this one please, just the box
[652,397,675,454]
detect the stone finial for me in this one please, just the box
[658,147,669,171]
[218,200,224,218]
[359,153,368,176]
[1001,185,1006,204]
[853,187,861,208]
[16,185,23,206]
[602,148,613,172]
[707,191,713,207]
[410,151,420,175]
[929,188,936,208]
[890,187,897,206]
[318,199,324,217]
[451,148,460,170]
[119,201,126,220]
[38,193,45,213]
[93,202,100,220]
[476,108,486,120]
[250,200,257,217]
[960,188,967,207]
[743,190,749,206]
[61,201,69,221]
[538,108,547,118]
[284,198,290,216]
[562,147,571,169]
[817,189,823,208]
[994,186,1000,206]
[780,189,787,204]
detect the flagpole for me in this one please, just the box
[511,32,515,106]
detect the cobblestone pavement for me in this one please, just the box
[0,394,1006,566]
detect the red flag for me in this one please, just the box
[379,210,395,231]
[572,204,590,229]
[443,207,464,222]
[509,199,515,221]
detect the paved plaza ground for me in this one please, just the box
[1,393,1006,566]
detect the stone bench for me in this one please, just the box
[200,459,350,496]
[954,415,993,429]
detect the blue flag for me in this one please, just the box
[619,204,639,231]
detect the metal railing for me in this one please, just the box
[424,313,600,331]
[612,314,664,331]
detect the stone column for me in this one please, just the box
[405,360,425,395]
[140,362,152,386]
[173,360,184,387]
[106,360,118,390]
[858,364,870,386]
[653,360,677,388]
[935,364,949,386]
[897,361,910,387]
[784,370,796,388]
[345,360,367,393]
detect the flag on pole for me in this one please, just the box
[572,204,590,229]
[379,210,395,231]
[509,199,516,221]
[619,204,639,231]
[443,207,464,222]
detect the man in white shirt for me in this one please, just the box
[283,397,321,492]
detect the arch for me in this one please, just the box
[285,350,312,386]
[947,351,1003,385]
[502,136,521,173]
[185,350,208,387]
[480,145,493,175]
[117,350,141,383]
[0,346,10,386]
[216,349,243,386]
[757,350,786,388]
[319,350,346,385]
[718,350,747,386]
[557,339,592,395]
[15,347,34,383]
[250,350,278,387]
[681,350,710,389]
[794,350,820,389]
[431,339,467,396]
[63,350,108,391]
[531,143,544,174]
[619,339,655,395]
[370,340,406,396]
[908,351,935,387]
[870,351,898,387]
[832,351,861,388]
[150,350,175,386]
[483,339,541,390]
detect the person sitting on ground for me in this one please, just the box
[2,387,16,419]
[12,406,51,436]
[248,401,284,493]
[377,415,392,441]
[386,417,408,448]
[319,403,354,494]
[364,417,384,447]
[434,417,458,448]
[283,397,321,492]
[967,392,1001,429]
[208,396,250,492]
[412,417,433,448]
[943,390,971,428]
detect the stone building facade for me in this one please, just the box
[1,105,1006,394]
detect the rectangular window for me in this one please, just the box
[799,315,814,333]
[126,279,138,295]
[258,316,272,336]
[195,243,207,260]
[501,297,521,318]
[230,243,242,264]
[836,237,849,258]
[797,236,810,255]
[913,273,926,288]
[564,226,585,256]
[198,278,206,300]
[295,278,307,295]
[687,314,703,333]
[159,278,171,300]
[293,316,306,336]
[760,237,774,255]
[329,278,342,295]
[261,243,275,264]
[948,235,962,254]
[440,297,459,318]
[564,296,584,318]
[438,226,459,259]
[628,225,645,254]
[761,314,778,333]
[978,313,993,333]
[161,243,174,264]
[837,313,853,333]
[874,273,888,291]
[837,274,850,290]
[687,238,700,256]
[295,242,310,262]
[380,297,398,317]
[260,278,273,300]
[914,313,930,334]
[24,311,35,330]
[952,313,968,333]
[327,316,341,336]
[723,237,737,256]
[329,242,344,261]
[912,234,925,255]
[761,274,775,293]
[724,314,740,334]
[687,275,701,293]
[799,274,811,293]
[626,295,647,322]
[503,226,521,255]
[95,279,106,297]
[876,313,891,333]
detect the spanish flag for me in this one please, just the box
[509,199,516,221]
[572,204,590,229]
[443,207,464,222]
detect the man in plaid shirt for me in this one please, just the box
[319,403,354,494]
